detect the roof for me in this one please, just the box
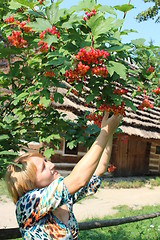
[51,81,160,140]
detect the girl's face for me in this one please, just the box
[31,156,60,188]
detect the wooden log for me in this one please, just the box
[79,212,160,230]
[0,228,21,239]
[0,212,160,239]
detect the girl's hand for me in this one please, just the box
[101,111,122,136]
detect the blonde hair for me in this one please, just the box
[5,152,43,204]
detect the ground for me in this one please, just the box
[1,185,160,229]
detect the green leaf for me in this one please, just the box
[0,135,9,141]
[125,99,137,112]
[54,92,64,103]
[44,34,58,47]
[45,133,60,144]
[61,14,78,29]
[98,5,117,16]
[86,12,104,30]
[107,44,131,52]
[28,18,52,32]
[131,38,146,46]
[0,43,22,57]
[0,150,17,156]
[32,118,41,125]
[46,4,65,25]
[46,57,65,66]
[91,17,115,38]
[108,61,127,79]
[67,140,77,150]
[43,148,55,159]
[85,94,95,104]
[114,4,134,13]
[77,0,96,11]
[11,0,34,8]
[112,19,124,30]
[3,115,16,124]
[39,97,50,107]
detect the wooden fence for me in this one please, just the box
[0,212,160,239]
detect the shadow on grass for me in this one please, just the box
[79,226,132,240]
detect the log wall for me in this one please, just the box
[149,142,160,174]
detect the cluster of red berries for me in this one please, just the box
[108,164,116,173]
[64,48,109,83]
[137,86,141,92]
[19,21,32,33]
[65,62,89,82]
[44,71,55,77]
[113,88,128,95]
[76,48,109,65]
[91,66,108,78]
[8,30,27,48]
[38,26,60,53]
[49,96,54,102]
[4,16,32,33]
[119,135,128,144]
[27,102,32,108]
[138,96,153,110]
[99,102,125,116]
[4,16,19,24]
[146,65,155,74]
[37,0,45,4]
[86,112,103,128]
[37,103,43,111]
[152,87,160,96]
[71,89,79,96]
[83,9,95,22]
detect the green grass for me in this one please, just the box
[80,205,160,240]
[101,176,160,189]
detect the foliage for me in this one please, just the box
[80,205,160,240]
[136,0,160,23]
[0,0,159,171]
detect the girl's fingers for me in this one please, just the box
[104,111,109,119]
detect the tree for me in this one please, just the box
[0,0,159,175]
[136,0,160,23]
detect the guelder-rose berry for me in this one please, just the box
[8,31,27,48]
[152,87,160,96]
[91,66,108,78]
[76,48,109,65]
[113,88,128,95]
[44,71,55,77]
[83,9,95,21]
[146,66,155,74]
[138,96,153,110]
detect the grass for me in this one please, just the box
[79,205,160,240]
[101,176,160,189]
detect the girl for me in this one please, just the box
[5,112,122,239]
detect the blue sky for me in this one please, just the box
[59,0,160,46]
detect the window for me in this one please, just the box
[64,140,78,156]
[156,146,160,154]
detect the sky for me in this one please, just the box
[59,0,160,47]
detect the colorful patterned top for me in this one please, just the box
[16,174,101,240]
